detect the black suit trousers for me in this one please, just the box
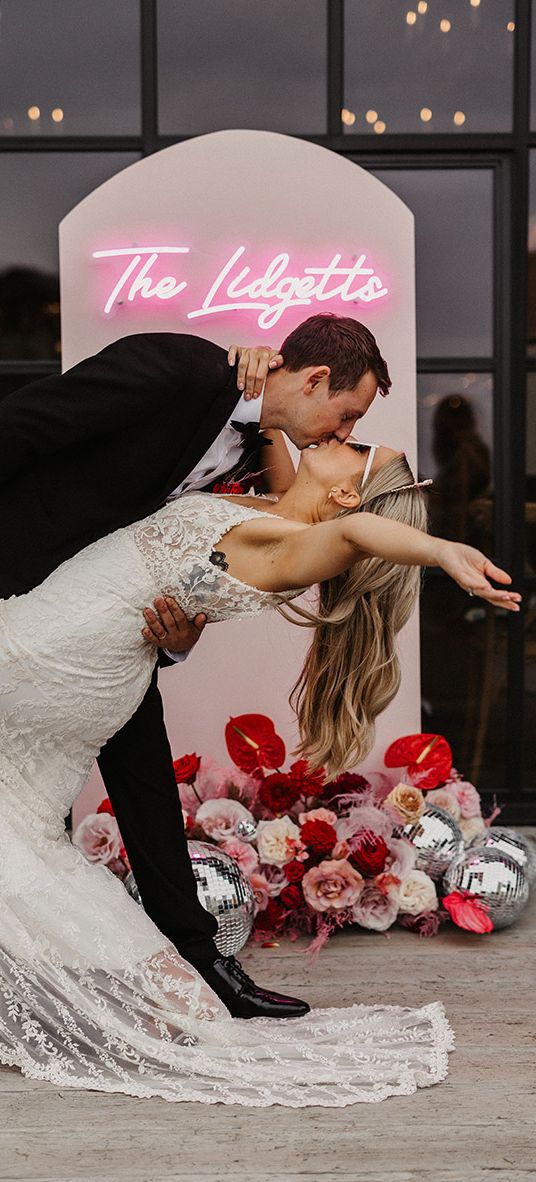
[96,668,220,970]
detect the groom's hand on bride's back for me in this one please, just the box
[227,344,284,399]
[142,596,207,654]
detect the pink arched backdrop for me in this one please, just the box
[57,130,419,824]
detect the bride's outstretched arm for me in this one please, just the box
[271,512,521,611]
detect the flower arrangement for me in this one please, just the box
[73,715,506,958]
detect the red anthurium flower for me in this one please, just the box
[384,733,452,790]
[97,798,115,816]
[225,713,286,773]
[442,889,494,933]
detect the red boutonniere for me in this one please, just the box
[212,481,246,495]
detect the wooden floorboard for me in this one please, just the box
[1,829,535,1182]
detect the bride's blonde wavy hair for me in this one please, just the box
[277,454,429,778]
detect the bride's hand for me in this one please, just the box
[227,343,284,399]
[434,539,522,611]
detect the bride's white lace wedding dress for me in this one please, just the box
[0,492,455,1106]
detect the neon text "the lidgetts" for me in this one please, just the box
[92,245,389,328]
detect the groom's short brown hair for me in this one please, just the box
[280,314,391,396]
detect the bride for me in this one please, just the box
[0,437,519,1106]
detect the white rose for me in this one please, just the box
[459,815,487,846]
[398,869,438,915]
[256,816,303,866]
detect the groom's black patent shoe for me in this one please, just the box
[200,954,311,1019]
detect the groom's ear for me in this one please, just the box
[302,365,331,394]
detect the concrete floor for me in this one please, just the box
[1,830,535,1182]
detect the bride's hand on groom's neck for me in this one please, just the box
[227,343,284,398]
[142,596,207,653]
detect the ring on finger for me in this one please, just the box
[467,589,475,597]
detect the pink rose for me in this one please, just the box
[248,872,271,914]
[195,797,255,841]
[178,756,259,816]
[220,837,260,876]
[302,859,364,913]
[298,807,338,827]
[72,813,122,864]
[426,787,462,821]
[448,780,482,819]
[374,871,402,900]
[332,839,350,859]
[261,864,288,896]
[351,882,399,932]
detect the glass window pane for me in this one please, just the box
[367,168,493,358]
[418,372,504,791]
[0,0,141,136]
[344,0,514,135]
[420,577,507,793]
[418,373,494,544]
[527,153,536,357]
[157,0,327,134]
[0,153,140,360]
[526,374,536,576]
[531,4,536,131]
[524,604,536,790]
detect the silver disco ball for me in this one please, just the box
[443,847,529,930]
[468,826,536,885]
[393,805,465,881]
[235,818,258,842]
[124,840,255,955]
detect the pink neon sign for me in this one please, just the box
[92,245,389,329]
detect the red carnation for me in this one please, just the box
[173,753,201,785]
[280,883,304,911]
[300,819,338,857]
[288,760,326,793]
[321,772,371,804]
[258,772,302,815]
[349,831,389,876]
[254,898,286,932]
[284,859,306,883]
[97,798,115,816]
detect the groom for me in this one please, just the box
[0,314,390,1017]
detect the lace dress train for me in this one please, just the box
[0,493,455,1105]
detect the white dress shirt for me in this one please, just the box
[163,381,265,660]
[167,382,265,498]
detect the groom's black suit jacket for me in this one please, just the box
[0,332,265,967]
[0,332,256,596]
